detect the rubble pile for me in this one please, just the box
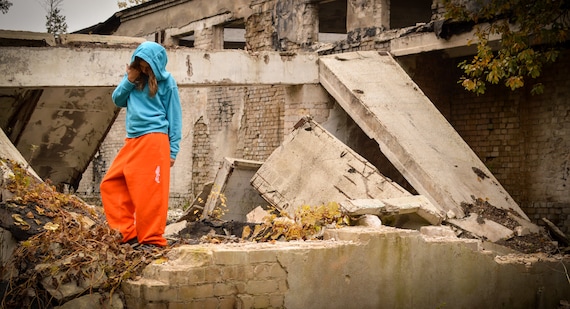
[0,158,166,308]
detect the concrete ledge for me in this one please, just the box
[59,34,146,46]
[0,30,56,46]
[123,227,570,308]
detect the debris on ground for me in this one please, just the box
[0,157,567,308]
[0,159,169,308]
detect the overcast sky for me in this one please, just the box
[0,0,123,33]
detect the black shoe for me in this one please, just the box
[135,243,161,251]
[125,237,139,246]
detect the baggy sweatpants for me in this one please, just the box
[100,133,170,247]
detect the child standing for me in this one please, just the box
[100,41,182,248]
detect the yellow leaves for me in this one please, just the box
[505,76,524,90]
[243,202,349,242]
[242,225,251,239]
[12,214,30,230]
[443,0,565,95]
[35,205,45,216]
[43,222,60,231]
[153,257,169,265]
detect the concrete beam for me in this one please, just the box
[390,22,505,57]
[0,46,319,88]
[0,30,56,46]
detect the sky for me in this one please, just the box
[0,0,123,33]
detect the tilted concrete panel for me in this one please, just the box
[14,88,118,187]
[202,157,268,222]
[251,117,411,214]
[318,51,526,221]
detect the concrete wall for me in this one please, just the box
[122,227,570,308]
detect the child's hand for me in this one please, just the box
[126,63,140,83]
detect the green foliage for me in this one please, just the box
[46,7,67,34]
[41,0,67,34]
[443,0,569,95]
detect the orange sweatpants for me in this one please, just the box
[100,133,170,247]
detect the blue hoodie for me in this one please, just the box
[112,41,182,160]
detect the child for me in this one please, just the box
[100,41,182,249]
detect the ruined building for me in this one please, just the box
[1,0,569,307]
[72,0,569,233]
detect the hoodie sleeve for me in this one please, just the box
[166,81,183,160]
[111,75,136,108]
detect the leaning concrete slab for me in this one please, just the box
[0,128,40,180]
[202,157,268,222]
[318,51,526,223]
[251,117,411,215]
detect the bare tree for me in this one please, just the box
[41,0,67,34]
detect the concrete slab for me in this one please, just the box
[0,128,40,180]
[125,227,570,309]
[14,88,118,187]
[339,195,445,226]
[202,157,268,221]
[318,51,527,225]
[250,117,411,215]
[447,214,515,242]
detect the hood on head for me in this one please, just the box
[130,41,171,81]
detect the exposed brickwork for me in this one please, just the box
[246,0,277,52]
[123,246,288,308]
[235,86,285,161]
[283,84,333,131]
[194,26,222,50]
[192,117,213,195]
[407,51,570,233]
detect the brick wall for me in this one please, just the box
[406,50,570,233]
[235,86,285,161]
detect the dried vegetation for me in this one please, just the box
[0,159,168,308]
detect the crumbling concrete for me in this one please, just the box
[121,227,570,308]
[250,116,412,215]
[339,195,445,226]
[202,157,268,221]
[318,51,528,222]
[0,36,319,189]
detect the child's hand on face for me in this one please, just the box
[126,63,140,83]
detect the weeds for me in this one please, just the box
[242,202,350,242]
